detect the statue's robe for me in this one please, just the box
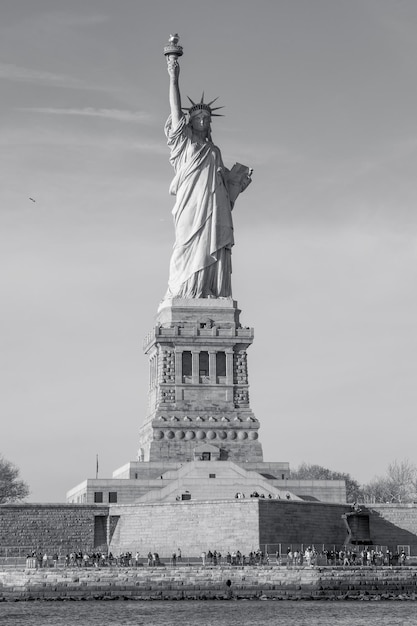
[165,115,234,298]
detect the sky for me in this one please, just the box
[1,0,417,502]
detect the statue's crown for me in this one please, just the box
[183,93,224,118]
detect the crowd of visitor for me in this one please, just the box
[235,491,292,500]
[283,547,408,567]
[199,549,267,566]
[27,550,113,568]
[26,546,409,568]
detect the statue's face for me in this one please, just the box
[190,111,211,133]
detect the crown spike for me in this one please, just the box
[187,96,196,106]
[207,97,219,107]
[200,92,205,104]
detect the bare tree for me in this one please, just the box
[362,459,417,504]
[361,476,392,503]
[0,455,30,504]
[386,459,417,503]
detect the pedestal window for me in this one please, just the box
[182,351,192,382]
[216,351,226,383]
[199,351,209,383]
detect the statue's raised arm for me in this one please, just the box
[162,35,252,300]
[164,34,183,128]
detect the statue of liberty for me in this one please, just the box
[163,35,252,299]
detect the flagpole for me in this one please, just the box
[96,454,99,479]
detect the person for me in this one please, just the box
[164,55,252,299]
[293,549,299,566]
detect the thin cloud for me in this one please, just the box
[0,125,165,155]
[0,62,87,89]
[20,107,153,124]
[43,12,110,27]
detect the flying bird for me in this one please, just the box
[29,197,36,202]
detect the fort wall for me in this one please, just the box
[3,502,417,559]
[258,500,350,549]
[367,504,417,552]
[109,500,260,555]
[0,504,108,556]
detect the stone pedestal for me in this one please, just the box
[138,298,263,463]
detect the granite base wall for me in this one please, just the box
[2,566,417,601]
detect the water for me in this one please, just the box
[0,600,416,626]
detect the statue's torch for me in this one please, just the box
[163,33,183,62]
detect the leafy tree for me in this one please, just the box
[0,455,30,504]
[290,463,362,503]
